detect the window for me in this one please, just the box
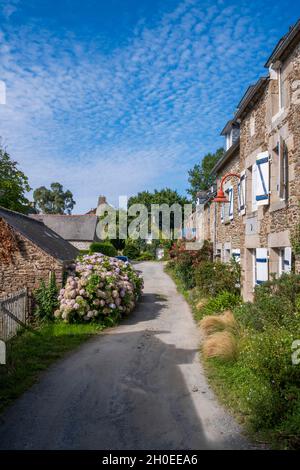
[223,246,231,263]
[232,249,241,263]
[278,247,292,276]
[238,171,246,215]
[278,136,288,201]
[222,187,233,223]
[225,131,233,151]
[251,164,257,212]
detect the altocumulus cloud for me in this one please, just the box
[0,0,288,211]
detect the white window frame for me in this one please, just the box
[225,131,233,151]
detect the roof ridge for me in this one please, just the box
[0,205,45,225]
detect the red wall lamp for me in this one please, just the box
[213,173,241,203]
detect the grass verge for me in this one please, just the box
[0,321,103,414]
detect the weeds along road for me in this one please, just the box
[0,261,251,450]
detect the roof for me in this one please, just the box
[31,214,98,241]
[235,77,269,120]
[265,19,300,68]
[0,206,79,262]
[220,119,239,136]
[211,138,240,175]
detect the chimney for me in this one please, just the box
[98,195,107,206]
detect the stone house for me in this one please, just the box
[212,121,241,263]
[236,21,300,300]
[205,20,300,301]
[0,206,78,298]
[31,213,99,250]
[31,195,113,250]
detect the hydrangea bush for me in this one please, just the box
[55,254,143,323]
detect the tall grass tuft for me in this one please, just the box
[202,330,238,361]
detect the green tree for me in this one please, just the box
[187,148,224,200]
[33,182,75,214]
[128,188,190,210]
[128,188,190,238]
[0,146,31,213]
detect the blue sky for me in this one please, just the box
[0,0,299,212]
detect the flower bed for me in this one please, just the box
[55,254,143,323]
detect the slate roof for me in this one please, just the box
[265,19,300,68]
[211,138,240,175]
[30,214,98,242]
[0,206,79,262]
[235,77,269,120]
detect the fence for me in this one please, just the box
[0,289,28,342]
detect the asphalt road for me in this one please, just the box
[0,262,251,450]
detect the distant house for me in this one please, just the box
[31,214,99,250]
[30,195,112,250]
[0,206,78,297]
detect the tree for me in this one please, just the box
[33,182,75,214]
[128,188,190,210]
[0,146,31,213]
[187,147,224,200]
[128,188,190,238]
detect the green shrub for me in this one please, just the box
[138,252,155,261]
[123,241,140,259]
[34,272,59,321]
[201,291,242,316]
[241,327,300,431]
[173,252,196,289]
[235,274,300,332]
[90,241,117,257]
[194,259,240,297]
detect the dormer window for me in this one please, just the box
[221,120,240,151]
[225,131,233,151]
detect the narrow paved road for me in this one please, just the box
[0,262,251,450]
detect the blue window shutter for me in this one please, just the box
[256,152,270,205]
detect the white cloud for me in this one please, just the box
[0,0,282,211]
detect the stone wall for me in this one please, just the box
[215,147,241,260]
[239,40,300,300]
[0,228,66,299]
[70,240,91,250]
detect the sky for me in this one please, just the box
[0,0,299,212]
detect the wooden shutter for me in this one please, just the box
[256,152,270,206]
[284,247,292,273]
[228,186,234,220]
[256,248,269,285]
[238,171,246,215]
